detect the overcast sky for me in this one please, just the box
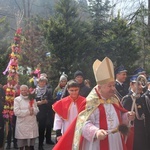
[111,0,148,17]
[86,0,148,17]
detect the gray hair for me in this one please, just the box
[38,76,48,83]
[40,73,48,78]
[20,85,29,90]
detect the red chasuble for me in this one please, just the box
[52,95,85,120]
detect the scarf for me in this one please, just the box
[36,85,47,98]
[20,94,29,100]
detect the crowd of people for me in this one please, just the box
[0,69,91,150]
[52,58,150,150]
[0,57,150,150]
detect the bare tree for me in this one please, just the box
[148,0,150,26]
[15,10,24,29]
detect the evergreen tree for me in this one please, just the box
[89,0,111,39]
[0,17,10,85]
[130,4,150,72]
[88,0,111,60]
[88,0,140,73]
[42,0,95,85]
[102,15,140,72]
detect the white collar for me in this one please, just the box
[116,79,123,85]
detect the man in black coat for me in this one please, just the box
[74,70,91,98]
[122,75,149,150]
[61,70,91,99]
[115,65,129,100]
[141,76,150,149]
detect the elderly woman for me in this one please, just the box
[14,85,39,150]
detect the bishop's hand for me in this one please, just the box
[96,129,107,140]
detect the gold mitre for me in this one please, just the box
[93,57,114,85]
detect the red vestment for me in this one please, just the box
[53,92,134,150]
[52,95,85,120]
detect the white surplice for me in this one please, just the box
[53,102,78,134]
[82,103,124,150]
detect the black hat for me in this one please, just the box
[130,75,137,82]
[115,65,127,75]
[133,67,146,75]
[74,70,84,78]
